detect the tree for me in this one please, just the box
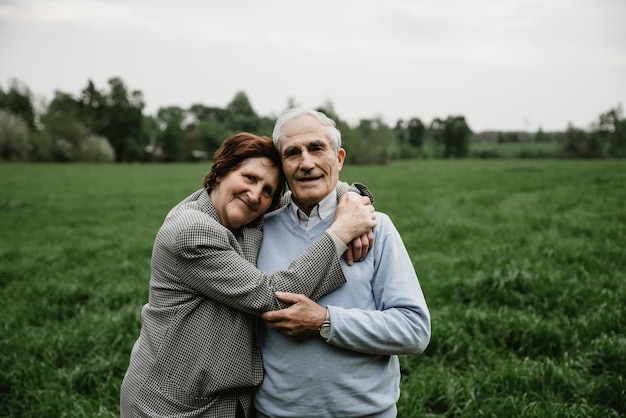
[563,124,588,157]
[78,80,106,133]
[597,104,626,158]
[99,77,147,162]
[392,118,425,159]
[40,78,147,162]
[187,104,229,152]
[407,118,426,148]
[351,118,393,164]
[535,127,546,142]
[431,116,471,158]
[0,79,36,130]
[225,91,260,133]
[393,119,407,144]
[40,91,93,161]
[155,106,185,162]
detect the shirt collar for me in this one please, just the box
[287,188,337,228]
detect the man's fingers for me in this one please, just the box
[274,291,303,304]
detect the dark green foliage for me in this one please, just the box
[38,78,146,162]
[3,77,626,163]
[94,77,147,162]
[0,80,36,130]
[430,116,472,158]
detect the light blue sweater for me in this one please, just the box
[254,195,431,417]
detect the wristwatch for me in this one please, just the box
[319,308,331,340]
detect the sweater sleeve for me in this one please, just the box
[325,214,431,355]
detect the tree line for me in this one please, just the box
[1,77,624,163]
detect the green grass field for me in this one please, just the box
[468,141,561,158]
[1,160,624,417]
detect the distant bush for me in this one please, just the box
[0,109,31,161]
[471,149,503,159]
[74,135,116,162]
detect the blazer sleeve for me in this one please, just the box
[172,220,346,316]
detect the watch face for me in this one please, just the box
[320,324,331,339]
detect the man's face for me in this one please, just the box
[279,115,346,215]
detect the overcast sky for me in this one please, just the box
[1,0,625,132]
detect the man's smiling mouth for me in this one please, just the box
[297,176,321,183]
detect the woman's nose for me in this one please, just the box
[248,186,262,203]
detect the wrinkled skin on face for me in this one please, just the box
[279,115,346,215]
[210,157,280,231]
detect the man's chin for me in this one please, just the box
[293,183,321,195]
[292,185,326,203]
[294,179,323,190]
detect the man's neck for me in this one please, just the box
[291,188,337,216]
[293,201,316,216]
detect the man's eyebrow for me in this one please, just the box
[282,145,301,156]
[307,140,327,149]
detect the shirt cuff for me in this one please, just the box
[325,230,348,256]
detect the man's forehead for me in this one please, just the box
[282,116,327,139]
[283,115,325,135]
[282,137,328,149]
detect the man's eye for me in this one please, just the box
[309,143,326,152]
[283,147,300,158]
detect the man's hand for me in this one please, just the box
[262,292,326,337]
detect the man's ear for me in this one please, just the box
[337,148,346,169]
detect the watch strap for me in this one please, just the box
[318,308,331,340]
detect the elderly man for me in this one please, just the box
[255,108,431,417]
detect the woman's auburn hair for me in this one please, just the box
[204,132,286,211]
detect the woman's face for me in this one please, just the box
[210,157,280,231]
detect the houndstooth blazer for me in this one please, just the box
[120,185,357,418]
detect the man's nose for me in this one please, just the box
[299,152,315,170]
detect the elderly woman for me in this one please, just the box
[120,132,375,417]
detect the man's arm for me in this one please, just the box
[261,213,431,355]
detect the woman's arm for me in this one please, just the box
[171,193,376,316]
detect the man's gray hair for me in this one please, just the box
[272,108,342,155]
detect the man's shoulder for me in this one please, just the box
[374,211,392,222]
[371,211,397,237]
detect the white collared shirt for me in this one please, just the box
[287,189,337,231]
